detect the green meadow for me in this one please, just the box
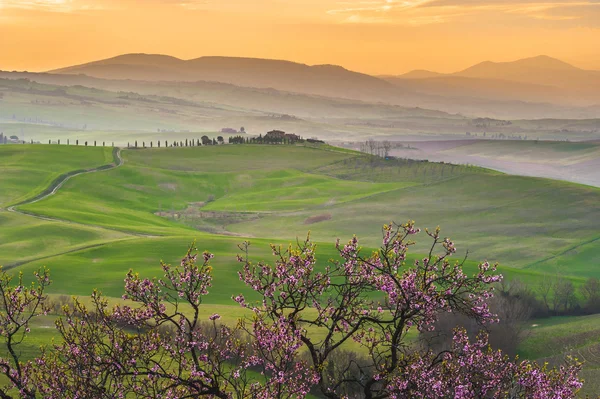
[0,145,113,207]
[6,144,600,293]
[1,142,600,393]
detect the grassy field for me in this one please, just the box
[517,315,600,396]
[14,144,600,278]
[0,145,113,207]
[2,142,600,394]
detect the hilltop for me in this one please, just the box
[51,54,399,102]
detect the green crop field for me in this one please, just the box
[2,142,600,394]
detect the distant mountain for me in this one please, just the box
[30,53,600,119]
[384,75,567,104]
[383,55,600,106]
[395,70,445,79]
[51,54,400,102]
[454,55,600,91]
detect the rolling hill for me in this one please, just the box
[50,54,400,102]
[2,143,600,395]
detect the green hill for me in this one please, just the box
[4,144,597,289]
[2,143,600,393]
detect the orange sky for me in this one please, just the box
[0,0,599,74]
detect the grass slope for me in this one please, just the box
[0,210,131,267]
[17,145,600,273]
[0,145,113,207]
[2,143,600,394]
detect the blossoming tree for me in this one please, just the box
[0,222,584,398]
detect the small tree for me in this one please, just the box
[582,277,600,313]
[0,267,51,398]
[554,277,577,313]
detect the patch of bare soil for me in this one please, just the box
[156,204,260,236]
[159,183,178,191]
[304,214,332,225]
[123,184,152,193]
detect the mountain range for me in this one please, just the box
[51,54,398,103]
[384,55,600,105]
[47,54,600,119]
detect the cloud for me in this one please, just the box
[327,0,447,24]
[326,0,600,25]
[0,0,213,12]
[328,0,429,15]
[0,0,111,13]
[0,0,74,11]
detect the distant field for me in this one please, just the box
[3,76,600,145]
[385,139,600,188]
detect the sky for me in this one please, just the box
[0,0,599,75]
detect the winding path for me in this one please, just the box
[6,147,158,237]
[2,148,159,269]
[7,147,124,212]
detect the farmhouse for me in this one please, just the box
[265,130,301,142]
[265,130,286,139]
